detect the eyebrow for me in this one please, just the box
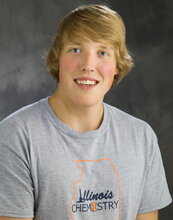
[65,42,82,46]
[65,42,114,51]
[99,46,113,50]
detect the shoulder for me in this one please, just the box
[0,97,48,135]
[105,103,156,138]
[105,103,160,161]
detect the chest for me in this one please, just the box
[31,132,146,219]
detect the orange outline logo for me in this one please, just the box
[69,158,120,220]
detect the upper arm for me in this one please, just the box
[0,123,34,217]
[0,217,33,220]
[136,210,158,220]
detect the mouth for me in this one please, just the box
[74,78,99,86]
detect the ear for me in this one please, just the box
[114,67,119,76]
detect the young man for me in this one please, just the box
[0,4,171,220]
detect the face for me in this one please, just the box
[57,40,118,108]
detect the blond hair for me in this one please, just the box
[47,4,134,86]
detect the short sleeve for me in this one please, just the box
[0,119,34,218]
[137,126,172,213]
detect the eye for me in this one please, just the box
[71,48,81,53]
[99,51,108,57]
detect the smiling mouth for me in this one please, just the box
[74,79,99,86]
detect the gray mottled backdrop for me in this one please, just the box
[0,0,172,218]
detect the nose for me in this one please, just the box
[79,52,96,72]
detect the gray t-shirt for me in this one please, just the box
[0,97,171,220]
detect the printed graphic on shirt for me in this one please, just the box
[69,158,120,220]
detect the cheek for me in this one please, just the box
[59,56,78,73]
[99,60,116,75]
[99,61,116,85]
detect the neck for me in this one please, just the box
[49,91,104,132]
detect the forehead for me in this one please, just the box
[59,29,118,56]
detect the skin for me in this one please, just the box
[136,210,158,220]
[0,40,158,220]
[49,40,118,131]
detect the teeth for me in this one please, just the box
[76,80,96,85]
